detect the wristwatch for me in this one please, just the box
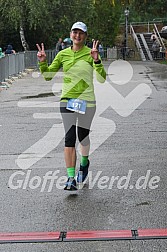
[94,59,101,64]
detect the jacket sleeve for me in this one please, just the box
[93,59,106,83]
[39,54,62,81]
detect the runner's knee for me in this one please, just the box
[78,127,90,146]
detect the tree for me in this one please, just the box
[127,0,167,22]
[0,0,96,50]
[2,0,165,51]
[92,0,122,46]
[0,0,50,50]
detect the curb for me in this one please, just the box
[0,69,35,92]
[0,228,167,244]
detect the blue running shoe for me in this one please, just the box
[77,160,90,183]
[64,177,77,191]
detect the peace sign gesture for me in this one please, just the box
[36,43,46,62]
[90,40,99,61]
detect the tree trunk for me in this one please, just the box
[19,25,30,51]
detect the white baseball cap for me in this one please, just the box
[71,22,87,33]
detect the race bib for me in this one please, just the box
[66,99,87,114]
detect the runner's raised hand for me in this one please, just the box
[90,40,99,61]
[36,43,46,62]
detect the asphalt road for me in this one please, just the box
[0,60,167,251]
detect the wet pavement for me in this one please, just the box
[0,60,167,251]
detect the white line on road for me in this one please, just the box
[18,101,59,108]
[33,113,62,119]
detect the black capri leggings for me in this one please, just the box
[60,102,96,147]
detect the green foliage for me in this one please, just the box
[0,0,49,29]
[126,0,167,22]
[0,0,166,50]
[89,0,122,46]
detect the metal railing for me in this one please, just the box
[0,50,57,83]
[153,23,166,50]
[0,48,119,83]
[117,47,135,60]
[130,24,146,61]
[0,53,25,83]
[129,21,164,33]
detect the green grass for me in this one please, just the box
[158,60,167,65]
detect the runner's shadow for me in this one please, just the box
[65,193,78,200]
[64,182,89,200]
